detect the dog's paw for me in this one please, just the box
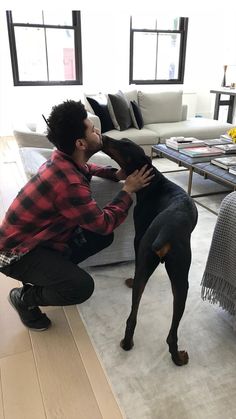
[125,278,134,288]
[171,350,189,366]
[120,338,134,351]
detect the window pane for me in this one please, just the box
[14,27,47,81]
[12,11,43,24]
[156,33,180,79]
[132,16,158,30]
[43,11,72,26]
[133,32,157,80]
[46,28,76,81]
[132,16,180,30]
[155,17,179,30]
[12,11,72,25]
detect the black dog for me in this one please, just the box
[102,136,198,366]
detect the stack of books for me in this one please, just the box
[215,144,236,154]
[203,138,232,146]
[229,166,236,175]
[179,146,223,158]
[211,156,236,169]
[220,134,232,141]
[165,137,204,150]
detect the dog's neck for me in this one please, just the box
[134,164,166,200]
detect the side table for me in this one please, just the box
[210,88,236,123]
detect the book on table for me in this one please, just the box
[211,156,236,169]
[220,134,232,141]
[214,144,236,154]
[165,137,204,150]
[179,146,223,158]
[204,138,232,146]
[229,165,236,175]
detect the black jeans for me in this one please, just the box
[1,231,113,307]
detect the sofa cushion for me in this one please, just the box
[145,118,233,143]
[86,96,114,133]
[103,127,158,145]
[123,89,138,103]
[107,91,132,131]
[138,90,183,124]
[130,101,144,129]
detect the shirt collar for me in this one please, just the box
[51,150,90,177]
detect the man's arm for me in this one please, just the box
[55,181,133,235]
[87,162,120,182]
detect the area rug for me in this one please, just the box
[78,202,236,419]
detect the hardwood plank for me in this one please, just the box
[0,351,46,419]
[30,307,103,419]
[64,306,124,419]
[0,274,31,359]
[0,370,4,419]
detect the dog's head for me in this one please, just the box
[102,136,151,175]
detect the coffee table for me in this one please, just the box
[151,144,236,198]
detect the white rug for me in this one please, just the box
[78,203,236,419]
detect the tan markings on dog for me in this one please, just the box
[125,277,134,288]
[155,242,171,260]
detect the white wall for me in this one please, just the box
[1,8,236,135]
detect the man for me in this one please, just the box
[0,100,153,331]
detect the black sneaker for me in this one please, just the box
[8,287,51,331]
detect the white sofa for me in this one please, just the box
[86,90,234,156]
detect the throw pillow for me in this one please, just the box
[107,91,132,131]
[129,100,144,129]
[138,90,183,124]
[86,96,114,133]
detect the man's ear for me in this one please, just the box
[75,138,86,150]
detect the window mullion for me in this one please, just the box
[155,33,159,80]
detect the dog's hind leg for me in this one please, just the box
[121,251,160,351]
[165,241,191,366]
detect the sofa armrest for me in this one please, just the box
[80,176,135,267]
[19,147,53,179]
[89,151,119,168]
[87,111,101,131]
[13,129,53,149]
[181,104,188,121]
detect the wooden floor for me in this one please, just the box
[0,137,124,419]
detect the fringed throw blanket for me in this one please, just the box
[201,192,236,319]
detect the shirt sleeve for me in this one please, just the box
[54,182,133,235]
[87,163,119,181]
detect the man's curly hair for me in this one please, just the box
[47,100,87,155]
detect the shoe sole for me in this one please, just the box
[8,294,51,332]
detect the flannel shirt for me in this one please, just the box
[0,150,133,268]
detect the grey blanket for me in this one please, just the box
[201,192,236,320]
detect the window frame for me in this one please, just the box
[129,16,188,85]
[6,10,83,86]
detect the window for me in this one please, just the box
[129,16,188,85]
[6,11,82,86]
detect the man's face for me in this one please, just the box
[83,118,103,153]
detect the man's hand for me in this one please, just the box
[122,165,154,195]
[115,168,127,181]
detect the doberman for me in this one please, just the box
[102,136,198,366]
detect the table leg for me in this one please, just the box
[187,167,193,195]
[227,95,235,123]
[213,93,220,120]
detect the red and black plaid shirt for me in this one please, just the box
[0,150,132,266]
